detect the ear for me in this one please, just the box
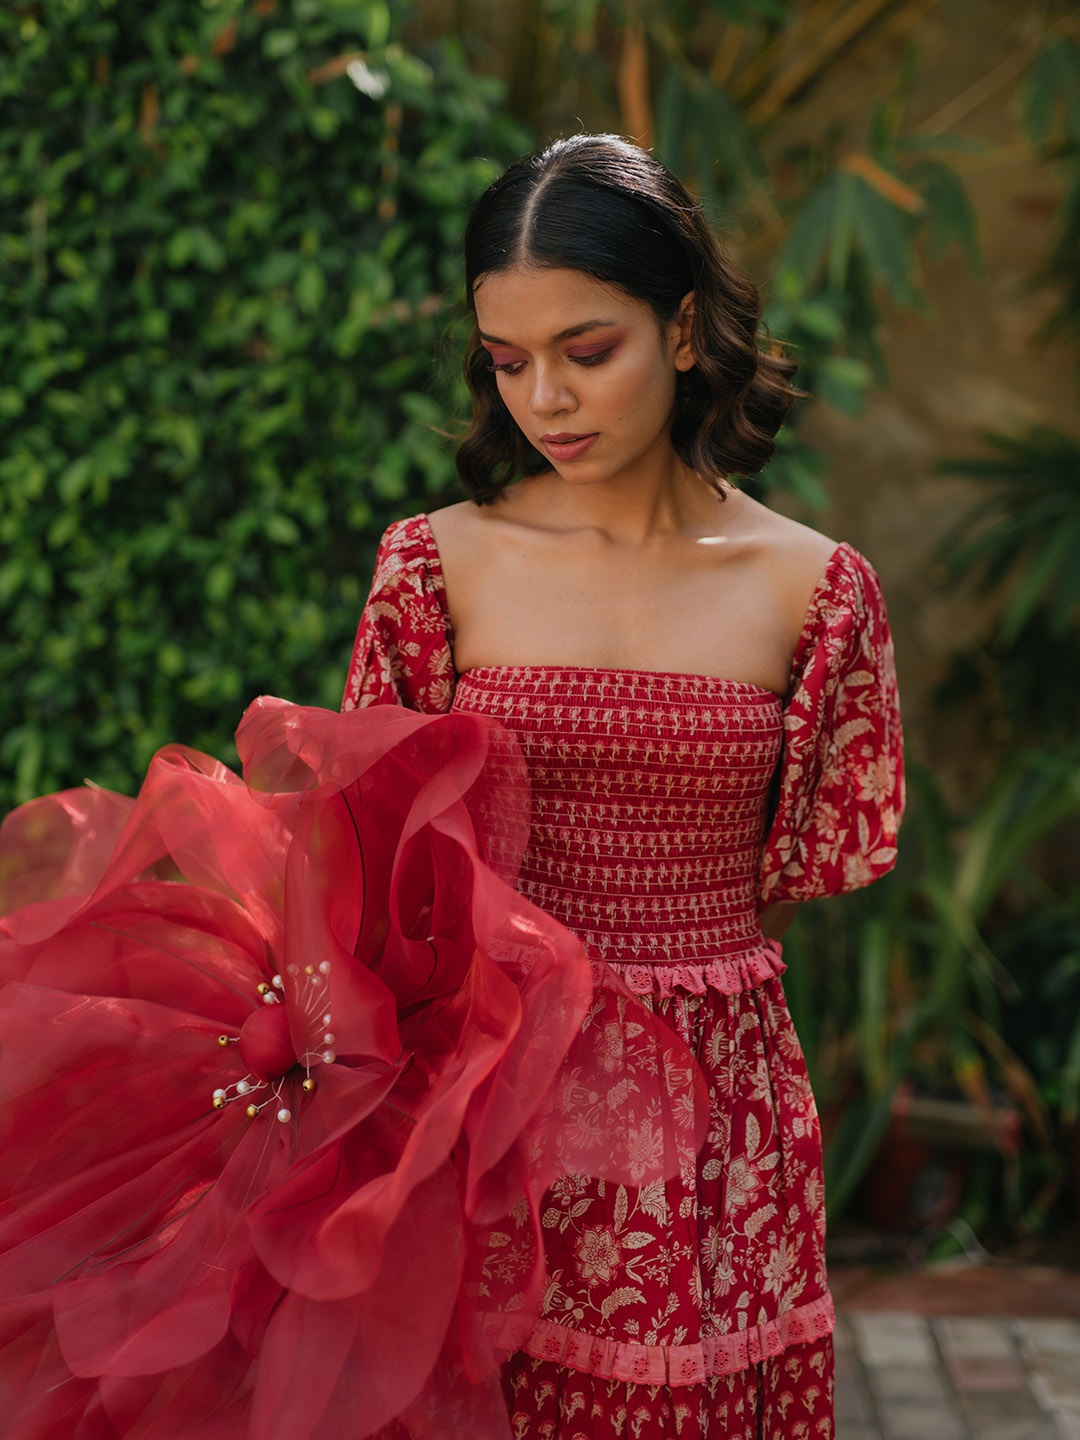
[672,290,696,372]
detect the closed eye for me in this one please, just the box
[570,349,614,367]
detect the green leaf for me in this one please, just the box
[999,521,1076,643]
[262,28,299,60]
[57,456,93,503]
[295,262,327,316]
[850,178,917,305]
[1022,38,1080,147]
[914,160,983,273]
[776,173,843,287]
[817,355,871,416]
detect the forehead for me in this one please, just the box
[473,265,648,342]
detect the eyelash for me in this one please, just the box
[487,349,615,376]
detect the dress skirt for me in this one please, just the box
[483,982,836,1439]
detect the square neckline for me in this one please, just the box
[414,512,851,701]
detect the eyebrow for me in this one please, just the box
[478,319,621,346]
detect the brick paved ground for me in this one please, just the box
[835,1313,1080,1440]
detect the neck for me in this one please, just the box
[531,448,727,546]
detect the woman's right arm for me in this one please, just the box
[342,517,456,715]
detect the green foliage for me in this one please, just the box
[653,62,767,202]
[428,3,989,510]
[937,427,1080,743]
[0,0,525,809]
[786,752,1080,1224]
[772,108,984,387]
[1020,35,1080,150]
[1020,36,1080,341]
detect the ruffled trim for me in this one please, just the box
[484,1291,835,1387]
[603,939,785,997]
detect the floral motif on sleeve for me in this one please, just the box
[758,543,904,905]
[341,515,456,715]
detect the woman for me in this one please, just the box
[343,134,904,1438]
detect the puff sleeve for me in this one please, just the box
[758,543,904,906]
[341,515,456,714]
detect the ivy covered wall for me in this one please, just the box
[0,0,523,806]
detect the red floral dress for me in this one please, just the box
[344,514,904,1440]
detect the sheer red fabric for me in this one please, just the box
[0,699,707,1440]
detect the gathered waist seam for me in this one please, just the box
[485,1290,834,1386]
[597,939,786,997]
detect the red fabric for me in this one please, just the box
[758,543,904,905]
[501,1333,835,1439]
[341,514,904,1435]
[341,520,904,917]
[0,700,707,1440]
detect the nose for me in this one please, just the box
[529,362,575,418]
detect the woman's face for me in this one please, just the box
[473,265,695,486]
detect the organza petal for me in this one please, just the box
[0,787,133,937]
[251,1167,462,1440]
[0,699,708,1438]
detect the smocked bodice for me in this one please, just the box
[452,666,786,996]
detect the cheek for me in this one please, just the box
[603,354,677,420]
[494,380,535,436]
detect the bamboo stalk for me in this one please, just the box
[617,16,653,147]
[841,151,924,211]
[710,22,746,87]
[916,42,1047,135]
[728,0,866,103]
[916,10,1080,135]
[748,0,905,125]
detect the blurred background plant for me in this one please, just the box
[0,0,526,800]
[3,0,1079,1249]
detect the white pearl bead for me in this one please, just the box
[319,961,331,974]
[321,1048,336,1064]
[323,1032,335,1044]
[212,1088,227,1101]
[236,1079,251,1095]
[262,992,276,1005]
[276,1108,292,1124]
[322,1013,332,1026]
[272,974,284,989]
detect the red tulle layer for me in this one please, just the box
[0,699,706,1440]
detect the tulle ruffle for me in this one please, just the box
[0,698,707,1440]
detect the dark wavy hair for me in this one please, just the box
[455,133,799,503]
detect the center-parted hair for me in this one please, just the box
[455,134,799,503]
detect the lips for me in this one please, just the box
[540,432,599,462]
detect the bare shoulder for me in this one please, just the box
[721,490,841,625]
[424,496,535,605]
[426,485,556,567]
[425,499,496,565]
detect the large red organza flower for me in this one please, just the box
[0,699,705,1440]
